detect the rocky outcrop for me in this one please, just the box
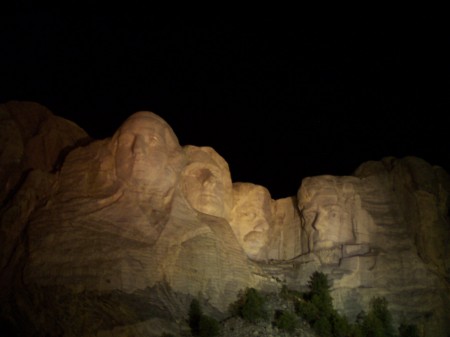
[0,103,448,336]
[0,101,89,293]
[0,101,89,205]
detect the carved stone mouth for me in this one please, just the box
[200,193,219,200]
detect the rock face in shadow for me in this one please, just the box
[0,101,89,204]
[0,103,449,336]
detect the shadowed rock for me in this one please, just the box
[0,101,89,205]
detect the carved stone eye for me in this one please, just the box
[243,212,256,220]
[148,136,160,145]
[195,168,212,181]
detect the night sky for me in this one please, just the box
[1,12,449,199]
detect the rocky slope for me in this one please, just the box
[0,102,448,336]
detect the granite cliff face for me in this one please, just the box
[295,165,449,336]
[0,102,449,336]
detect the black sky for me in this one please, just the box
[1,12,449,199]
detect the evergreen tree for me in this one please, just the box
[308,271,334,317]
[296,300,319,324]
[188,298,220,337]
[231,288,269,323]
[361,311,385,337]
[313,316,333,337]
[331,310,352,337]
[198,315,219,337]
[298,271,353,337]
[359,297,396,337]
[369,297,396,337]
[398,323,420,337]
[308,271,331,297]
[189,299,202,335]
[273,310,298,333]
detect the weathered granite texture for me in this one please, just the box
[0,107,257,336]
[0,103,448,336]
[229,183,304,262]
[0,101,88,204]
[290,161,450,337]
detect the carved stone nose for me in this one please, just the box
[202,176,216,188]
[131,136,146,156]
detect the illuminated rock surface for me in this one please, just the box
[291,167,450,336]
[0,103,448,336]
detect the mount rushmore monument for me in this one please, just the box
[0,101,449,336]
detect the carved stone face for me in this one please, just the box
[230,183,273,260]
[298,176,356,251]
[181,146,232,219]
[113,112,184,204]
